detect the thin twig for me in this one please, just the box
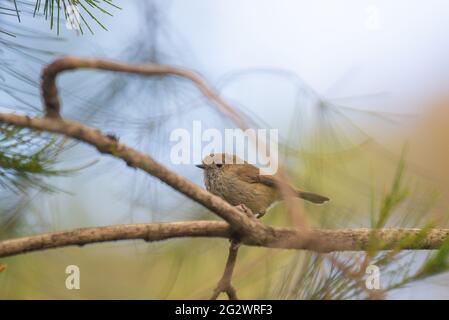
[41,56,249,128]
[211,240,240,300]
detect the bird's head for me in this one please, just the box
[196,153,246,174]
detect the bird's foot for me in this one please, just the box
[234,204,255,219]
[255,211,266,219]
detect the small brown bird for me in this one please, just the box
[196,153,329,217]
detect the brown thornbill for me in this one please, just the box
[196,153,329,217]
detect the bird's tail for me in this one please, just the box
[297,191,330,204]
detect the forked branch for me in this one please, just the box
[211,240,240,300]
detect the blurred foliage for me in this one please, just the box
[0,0,93,195]
[0,124,70,193]
[273,148,449,299]
[2,135,449,299]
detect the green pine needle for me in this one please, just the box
[30,0,121,35]
[0,124,73,194]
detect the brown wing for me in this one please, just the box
[236,164,280,187]
[237,165,329,204]
[235,163,263,184]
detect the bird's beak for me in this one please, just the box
[196,164,205,169]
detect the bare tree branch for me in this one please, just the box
[0,221,229,258]
[41,56,249,127]
[1,222,449,259]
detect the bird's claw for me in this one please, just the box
[255,211,266,219]
[235,204,255,219]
